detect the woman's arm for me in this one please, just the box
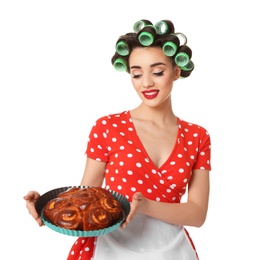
[124,169,210,228]
[80,157,106,187]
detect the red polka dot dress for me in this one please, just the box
[67,110,211,260]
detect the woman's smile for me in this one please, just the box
[142,90,159,99]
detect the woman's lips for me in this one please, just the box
[142,90,159,99]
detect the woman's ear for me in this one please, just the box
[174,66,181,80]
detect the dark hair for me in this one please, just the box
[111,19,194,78]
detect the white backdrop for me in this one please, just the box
[1,0,274,259]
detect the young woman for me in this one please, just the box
[24,19,211,260]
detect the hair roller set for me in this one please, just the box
[113,19,194,78]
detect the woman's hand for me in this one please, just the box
[121,192,146,229]
[23,191,44,226]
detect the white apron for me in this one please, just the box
[94,214,198,260]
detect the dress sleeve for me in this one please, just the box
[193,127,212,171]
[85,116,109,162]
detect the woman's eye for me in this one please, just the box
[154,71,164,76]
[132,74,142,79]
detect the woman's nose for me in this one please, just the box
[143,75,154,88]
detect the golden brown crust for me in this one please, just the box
[43,187,123,231]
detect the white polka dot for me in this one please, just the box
[190,155,195,160]
[103,132,107,138]
[102,120,107,125]
[136,162,142,168]
[90,148,95,153]
[127,170,133,175]
[187,141,192,145]
[122,178,127,182]
[177,154,183,158]
[137,180,143,184]
[115,153,118,158]
[84,247,90,252]
[93,133,98,138]
[170,161,176,165]
[200,151,205,156]
[179,168,184,173]
[119,161,124,166]
[110,177,115,181]
[145,158,150,163]
[156,197,160,201]
[136,148,141,153]
[97,145,102,149]
[183,178,188,183]
[147,189,152,193]
[200,166,206,169]
[145,174,149,179]
[186,162,190,166]
[152,169,157,174]
[131,187,136,192]
[120,132,125,136]
[127,153,133,158]
[167,176,173,180]
[117,185,122,190]
[159,180,164,184]
[128,140,133,144]
[128,127,134,131]
[71,251,75,255]
[107,146,111,151]
[113,123,118,127]
[166,189,171,193]
[120,146,125,150]
[112,137,117,142]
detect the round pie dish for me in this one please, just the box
[35,186,130,237]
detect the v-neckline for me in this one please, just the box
[127,111,180,171]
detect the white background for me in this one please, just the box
[1,0,274,259]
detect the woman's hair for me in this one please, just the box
[111,19,194,78]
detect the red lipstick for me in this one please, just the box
[142,90,159,99]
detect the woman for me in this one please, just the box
[24,19,211,260]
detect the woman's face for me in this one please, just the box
[129,47,181,108]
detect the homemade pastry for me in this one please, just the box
[43,187,123,231]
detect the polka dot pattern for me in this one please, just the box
[67,237,96,260]
[86,111,211,203]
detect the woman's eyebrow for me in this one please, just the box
[130,62,166,70]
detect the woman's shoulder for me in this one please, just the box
[95,110,130,125]
[178,118,210,136]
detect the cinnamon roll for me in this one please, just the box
[100,196,123,223]
[53,205,83,230]
[83,205,112,230]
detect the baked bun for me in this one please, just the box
[43,187,123,231]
